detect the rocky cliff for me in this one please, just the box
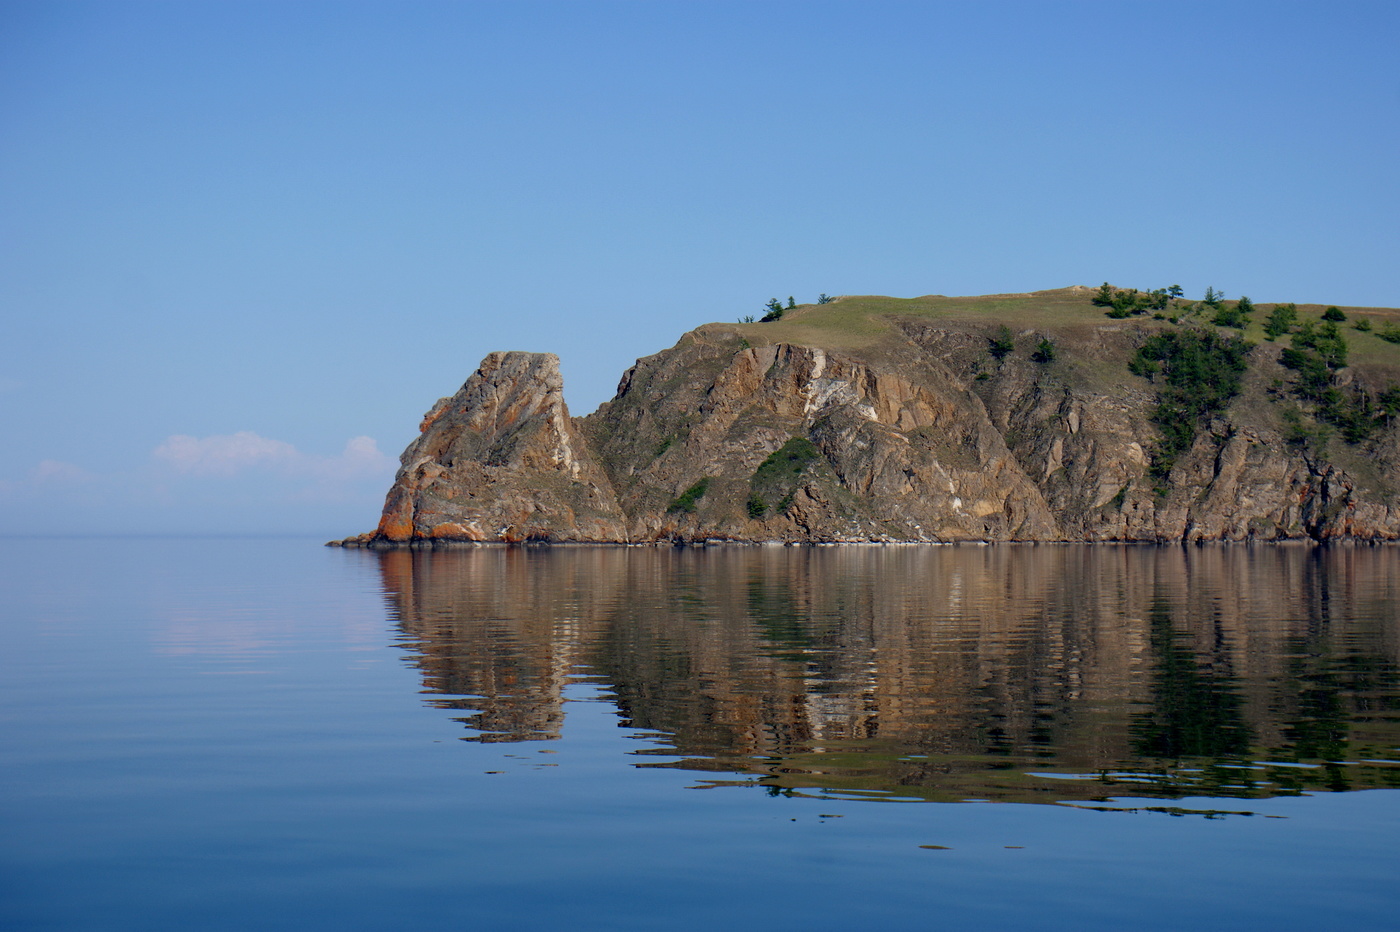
[335,288,1400,545]
[369,351,627,543]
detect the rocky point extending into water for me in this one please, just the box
[332,287,1400,546]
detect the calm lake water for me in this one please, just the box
[3,539,1398,930]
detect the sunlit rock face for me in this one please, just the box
[366,351,628,543]
[583,333,1063,541]
[347,311,1400,544]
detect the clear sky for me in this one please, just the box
[2,0,1397,536]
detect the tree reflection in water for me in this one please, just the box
[1131,597,1252,760]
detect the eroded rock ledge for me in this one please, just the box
[334,318,1400,546]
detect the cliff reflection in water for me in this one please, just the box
[377,545,1400,804]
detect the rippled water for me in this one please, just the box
[3,539,1399,929]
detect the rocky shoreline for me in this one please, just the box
[327,536,1376,549]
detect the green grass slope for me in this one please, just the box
[716,285,1400,382]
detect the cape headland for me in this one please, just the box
[332,286,1400,546]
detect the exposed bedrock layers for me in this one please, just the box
[340,326,1400,545]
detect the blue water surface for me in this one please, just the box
[1,538,1396,931]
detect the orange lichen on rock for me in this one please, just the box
[378,516,414,542]
[429,522,483,541]
[377,486,416,541]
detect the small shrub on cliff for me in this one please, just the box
[988,326,1015,360]
[746,493,768,519]
[1212,295,1253,329]
[1322,306,1347,322]
[1281,407,1330,453]
[1279,345,1332,397]
[1107,289,1145,318]
[1031,338,1057,363]
[1381,387,1400,427]
[1377,323,1400,344]
[1333,392,1385,444]
[1292,320,1349,371]
[761,298,784,322]
[668,477,712,514]
[1263,303,1298,340]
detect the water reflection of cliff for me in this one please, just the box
[378,545,1400,802]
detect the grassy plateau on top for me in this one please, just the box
[725,285,1400,370]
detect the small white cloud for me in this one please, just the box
[151,431,396,480]
[153,431,301,477]
[30,460,93,483]
[0,459,98,505]
[322,436,398,479]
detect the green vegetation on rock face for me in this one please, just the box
[668,477,711,514]
[1093,277,1400,487]
[1129,329,1251,483]
[1281,320,1349,391]
[747,437,821,518]
[1279,320,1400,445]
[1213,294,1254,329]
[1092,283,1271,331]
[1078,279,1400,475]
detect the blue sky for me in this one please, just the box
[2,0,1397,535]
